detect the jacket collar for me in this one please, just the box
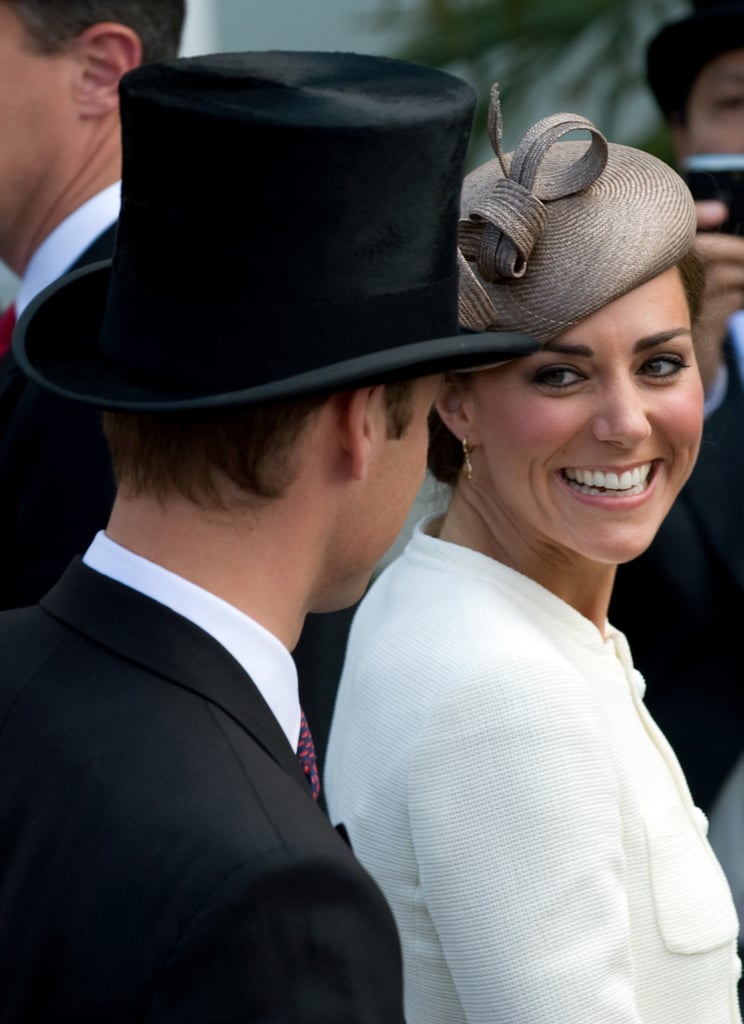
[41,558,310,795]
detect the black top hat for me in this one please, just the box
[647,1,744,118]
[14,51,538,412]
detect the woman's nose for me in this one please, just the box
[591,383,652,447]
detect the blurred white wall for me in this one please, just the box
[180,0,408,57]
[179,0,219,55]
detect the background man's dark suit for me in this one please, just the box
[0,226,118,609]
[0,560,403,1021]
[610,344,744,812]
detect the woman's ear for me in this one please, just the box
[434,373,475,441]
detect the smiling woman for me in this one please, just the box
[430,266,703,624]
[326,86,741,1024]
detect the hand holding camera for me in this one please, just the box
[685,154,744,235]
[682,155,744,388]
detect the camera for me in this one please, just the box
[685,154,744,236]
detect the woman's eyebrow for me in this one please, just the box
[632,328,692,353]
[541,328,692,358]
[541,340,592,356]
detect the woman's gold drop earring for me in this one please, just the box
[462,437,473,480]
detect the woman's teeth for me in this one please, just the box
[562,463,651,497]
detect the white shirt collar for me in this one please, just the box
[82,531,301,751]
[16,182,121,316]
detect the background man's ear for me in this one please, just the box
[73,22,143,118]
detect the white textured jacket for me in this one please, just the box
[326,517,742,1024]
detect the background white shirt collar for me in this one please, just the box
[16,182,121,316]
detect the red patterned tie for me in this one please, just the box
[0,303,16,358]
[297,708,320,800]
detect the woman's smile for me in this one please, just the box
[559,461,654,498]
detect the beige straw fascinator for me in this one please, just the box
[458,85,697,341]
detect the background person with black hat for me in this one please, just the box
[610,0,744,820]
[0,49,537,1020]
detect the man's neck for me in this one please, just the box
[106,492,323,653]
[0,126,121,276]
[15,182,120,316]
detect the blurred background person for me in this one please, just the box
[0,1,185,609]
[610,0,744,816]
[326,88,741,1024]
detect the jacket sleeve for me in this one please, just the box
[144,850,406,1023]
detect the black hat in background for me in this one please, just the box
[14,50,538,412]
[647,1,744,118]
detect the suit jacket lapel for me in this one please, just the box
[68,223,118,270]
[41,559,310,793]
[0,224,119,421]
[0,351,23,431]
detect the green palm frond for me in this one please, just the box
[371,0,687,163]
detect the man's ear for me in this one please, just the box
[434,374,478,444]
[72,22,143,119]
[330,385,385,482]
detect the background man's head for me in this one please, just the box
[6,1,184,65]
[0,1,185,274]
[646,1,744,161]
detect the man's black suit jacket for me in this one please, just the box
[0,561,404,1022]
[0,226,353,766]
[0,226,118,610]
[610,344,744,812]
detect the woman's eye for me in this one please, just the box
[714,95,744,112]
[533,365,583,388]
[641,354,689,379]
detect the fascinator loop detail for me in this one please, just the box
[456,82,696,340]
[458,84,609,328]
[460,180,548,280]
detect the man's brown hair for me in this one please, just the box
[104,380,416,507]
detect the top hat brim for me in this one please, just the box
[13,262,540,412]
[647,5,744,117]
